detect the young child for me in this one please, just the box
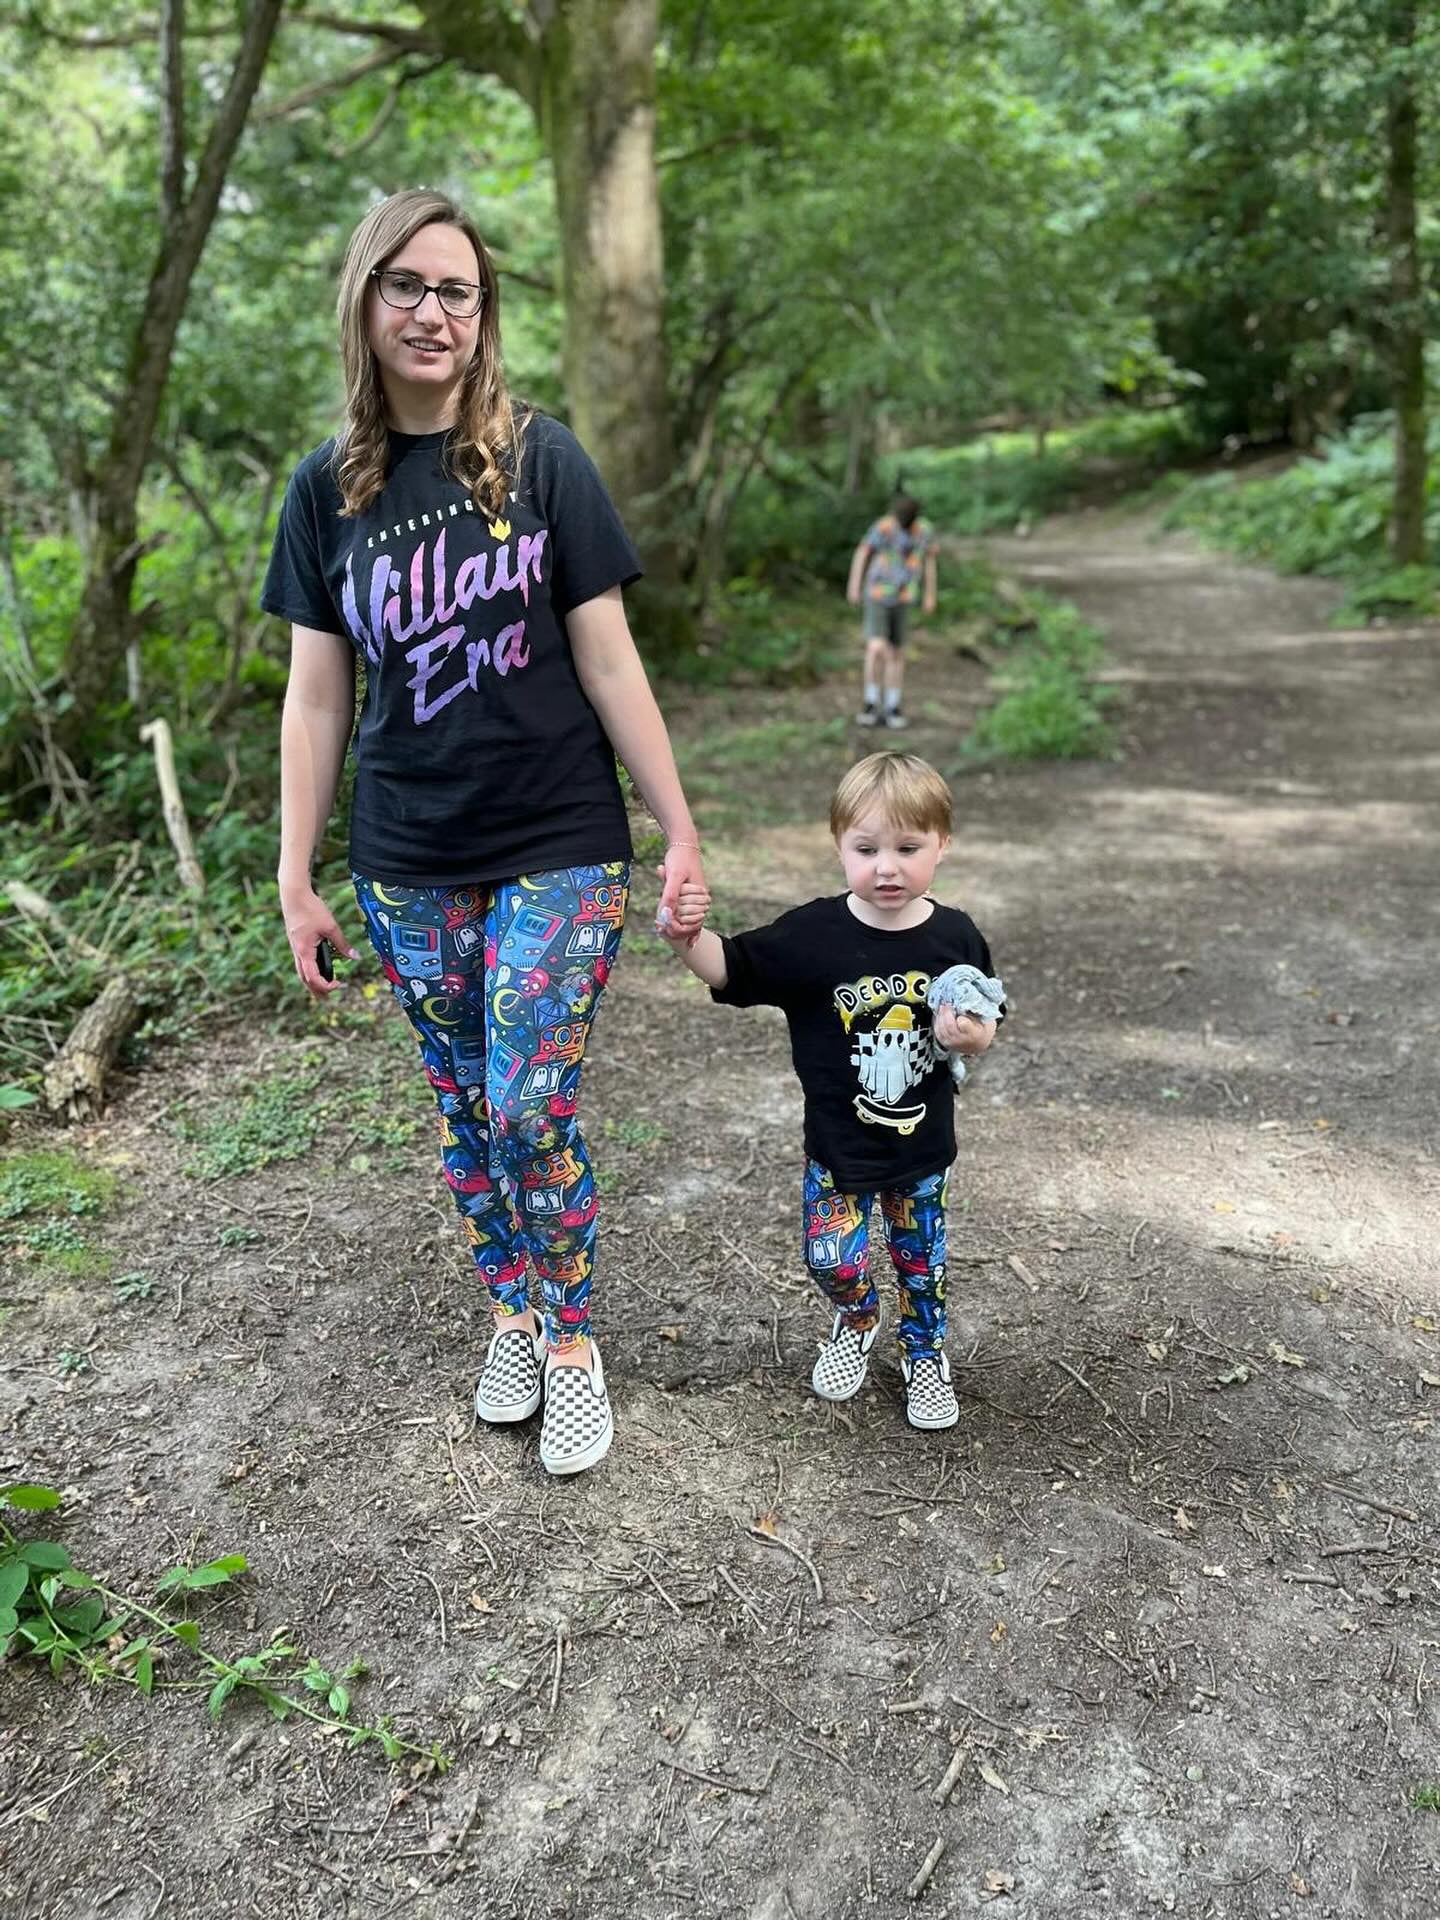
[660,752,1000,1430]
[847,492,938,731]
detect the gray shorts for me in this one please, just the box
[862,600,909,648]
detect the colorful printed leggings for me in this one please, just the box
[801,1158,949,1356]
[353,864,629,1350]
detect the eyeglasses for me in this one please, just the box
[370,267,485,320]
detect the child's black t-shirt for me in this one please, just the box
[260,413,640,887]
[712,894,1000,1189]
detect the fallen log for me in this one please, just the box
[44,975,140,1122]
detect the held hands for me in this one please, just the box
[280,882,360,997]
[933,1007,995,1056]
[653,842,709,948]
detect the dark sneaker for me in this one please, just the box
[883,707,909,730]
[901,1349,959,1430]
[811,1312,880,1401]
[539,1342,614,1475]
[855,703,881,728]
[474,1319,544,1424]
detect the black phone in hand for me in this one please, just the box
[316,939,334,982]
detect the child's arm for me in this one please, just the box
[660,923,729,990]
[921,546,938,616]
[846,540,872,606]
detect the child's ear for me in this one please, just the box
[937,833,952,861]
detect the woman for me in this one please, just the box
[262,189,708,1476]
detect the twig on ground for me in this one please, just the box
[661,1753,778,1797]
[1050,1355,1137,1438]
[408,1563,448,1649]
[1320,1538,1390,1558]
[907,1835,946,1900]
[1284,1570,1340,1588]
[932,1745,967,1807]
[717,1562,768,1633]
[1318,1481,1418,1524]
[747,1523,824,1601]
[549,1622,566,1713]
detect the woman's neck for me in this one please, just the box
[381,377,460,437]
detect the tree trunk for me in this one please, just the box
[539,0,688,653]
[1385,0,1425,566]
[843,389,875,496]
[50,0,284,768]
[415,0,689,657]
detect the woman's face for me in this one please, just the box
[366,223,483,420]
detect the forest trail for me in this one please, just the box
[6,508,1440,1920]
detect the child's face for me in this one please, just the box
[837,810,949,918]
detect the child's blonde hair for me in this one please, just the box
[830,752,953,839]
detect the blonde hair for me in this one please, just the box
[830,752,953,839]
[332,189,527,517]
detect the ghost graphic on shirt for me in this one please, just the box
[848,1001,933,1134]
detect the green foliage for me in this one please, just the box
[172,1024,422,1181]
[684,580,847,688]
[1413,1783,1440,1812]
[0,1483,445,1769]
[0,1149,117,1277]
[892,410,1207,536]
[961,584,1116,764]
[111,1270,155,1304]
[1163,414,1440,620]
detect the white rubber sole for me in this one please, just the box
[905,1400,960,1432]
[540,1412,614,1477]
[474,1378,543,1424]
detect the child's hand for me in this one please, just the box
[934,1008,995,1056]
[654,850,710,948]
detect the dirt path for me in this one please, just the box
[5,510,1439,1919]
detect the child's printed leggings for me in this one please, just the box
[801,1158,949,1356]
[353,864,629,1351]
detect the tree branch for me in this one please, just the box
[290,10,440,55]
[255,43,412,122]
[159,0,185,224]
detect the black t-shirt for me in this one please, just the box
[260,413,641,886]
[712,894,1000,1189]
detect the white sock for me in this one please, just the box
[863,681,880,707]
[884,686,901,712]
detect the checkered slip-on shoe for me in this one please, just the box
[473,1320,545,1424]
[901,1349,960,1430]
[539,1341,614,1476]
[811,1313,880,1402]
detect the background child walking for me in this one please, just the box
[847,491,938,731]
[660,753,1000,1429]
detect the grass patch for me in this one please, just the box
[675,712,853,834]
[1162,413,1440,625]
[951,571,1116,765]
[891,408,1208,536]
[1412,1783,1440,1812]
[0,1148,119,1278]
[172,1021,424,1181]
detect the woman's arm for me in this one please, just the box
[566,588,707,932]
[278,624,360,995]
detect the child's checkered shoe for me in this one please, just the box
[902,1349,959,1430]
[811,1313,880,1402]
[474,1319,544,1424]
[539,1342,614,1476]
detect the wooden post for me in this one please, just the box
[45,976,140,1121]
[139,718,205,897]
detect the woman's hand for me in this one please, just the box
[653,844,709,945]
[933,1008,995,1056]
[280,883,359,997]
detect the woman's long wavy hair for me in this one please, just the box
[333,189,527,518]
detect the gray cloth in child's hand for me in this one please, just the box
[927,964,1006,1087]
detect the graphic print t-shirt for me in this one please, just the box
[260,414,641,886]
[863,514,935,607]
[712,895,1000,1188]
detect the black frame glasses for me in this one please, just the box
[370,267,485,320]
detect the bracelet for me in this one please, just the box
[666,838,703,851]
